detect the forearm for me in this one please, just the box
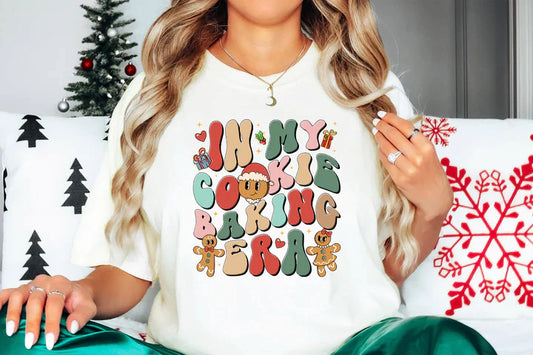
[75,265,151,320]
[383,207,448,287]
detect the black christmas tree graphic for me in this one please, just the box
[62,159,90,214]
[20,231,50,281]
[16,115,48,148]
[3,168,6,212]
[104,118,110,141]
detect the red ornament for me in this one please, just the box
[125,62,137,76]
[81,58,94,71]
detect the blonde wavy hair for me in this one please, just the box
[105,0,423,280]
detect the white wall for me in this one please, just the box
[373,0,457,117]
[0,0,170,116]
[516,0,533,119]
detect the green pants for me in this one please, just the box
[0,306,496,354]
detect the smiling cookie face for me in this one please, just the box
[202,234,218,248]
[315,230,331,246]
[237,162,272,204]
[238,179,269,201]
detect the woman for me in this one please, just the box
[0,0,496,354]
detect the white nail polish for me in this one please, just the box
[377,111,387,118]
[6,320,15,336]
[46,332,55,350]
[25,332,34,350]
[372,118,380,127]
[372,127,378,135]
[70,320,79,334]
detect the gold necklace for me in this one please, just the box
[218,34,309,106]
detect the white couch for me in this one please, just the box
[1,112,532,353]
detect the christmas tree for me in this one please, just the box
[64,0,138,116]
[16,115,48,148]
[62,159,90,215]
[21,231,50,281]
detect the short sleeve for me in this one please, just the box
[376,71,415,260]
[383,70,416,119]
[70,72,153,282]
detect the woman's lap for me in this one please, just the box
[1,306,496,354]
[0,306,181,354]
[333,316,497,355]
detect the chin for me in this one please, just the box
[227,0,304,26]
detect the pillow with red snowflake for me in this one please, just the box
[401,116,533,320]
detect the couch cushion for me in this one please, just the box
[401,116,533,320]
[0,111,156,324]
[0,111,108,288]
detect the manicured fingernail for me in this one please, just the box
[377,111,387,118]
[46,332,55,350]
[6,320,15,336]
[372,118,380,127]
[25,332,34,350]
[70,320,79,334]
[372,127,378,135]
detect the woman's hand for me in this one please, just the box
[372,111,453,219]
[0,274,97,350]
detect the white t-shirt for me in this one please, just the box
[71,40,415,355]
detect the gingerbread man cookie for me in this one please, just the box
[306,229,341,277]
[193,235,225,277]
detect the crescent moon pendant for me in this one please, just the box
[266,85,277,106]
[266,95,277,106]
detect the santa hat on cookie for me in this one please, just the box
[239,163,274,185]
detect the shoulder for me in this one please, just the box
[382,71,416,119]
[108,72,146,141]
[122,72,146,106]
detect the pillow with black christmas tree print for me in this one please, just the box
[400,116,533,320]
[0,111,109,289]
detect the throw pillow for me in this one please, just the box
[401,116,533,319]
[0,111,108,289]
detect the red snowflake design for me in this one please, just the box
[421,117,457,147]
[434,156,533,315]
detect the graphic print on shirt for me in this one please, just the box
[307,229,341,277]
[192,119,342,277]
[193,234,225,277]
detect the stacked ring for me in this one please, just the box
[29,286,46,294]
[48,290,66,299]
[387,150,402,165]
[408,128,420,141]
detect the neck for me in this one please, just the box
[208,5,310,76]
